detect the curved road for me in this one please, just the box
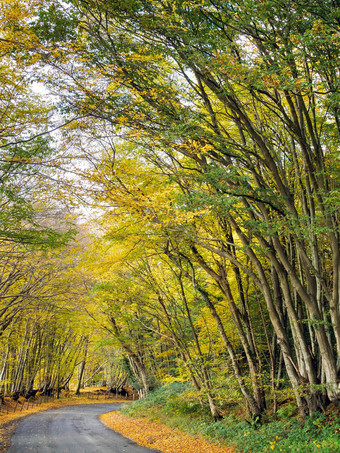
[5,403,162,453]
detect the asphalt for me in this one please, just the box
[5,403,162,453]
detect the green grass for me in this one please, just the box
[121,384,340,453]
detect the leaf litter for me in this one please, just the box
[101,411,237,453]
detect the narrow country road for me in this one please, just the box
[5,403,162,453]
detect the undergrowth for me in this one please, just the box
[121,383,340,453]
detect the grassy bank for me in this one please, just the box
[120,384,340,453]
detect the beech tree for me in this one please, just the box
[1,0,339,419]
[34,0,340,416]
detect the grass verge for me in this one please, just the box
[117,383,340,453]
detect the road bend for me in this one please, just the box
[5,403,162,453]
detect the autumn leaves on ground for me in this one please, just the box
[101,411,235,453]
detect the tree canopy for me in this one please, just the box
[1,0,340,421]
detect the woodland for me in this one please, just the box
[1,0,340,440]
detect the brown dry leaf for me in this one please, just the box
[101,411,237,453]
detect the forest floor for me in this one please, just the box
[101,411,236,453]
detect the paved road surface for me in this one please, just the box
[6,403,162,453]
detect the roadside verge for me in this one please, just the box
[101,410,236,453]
